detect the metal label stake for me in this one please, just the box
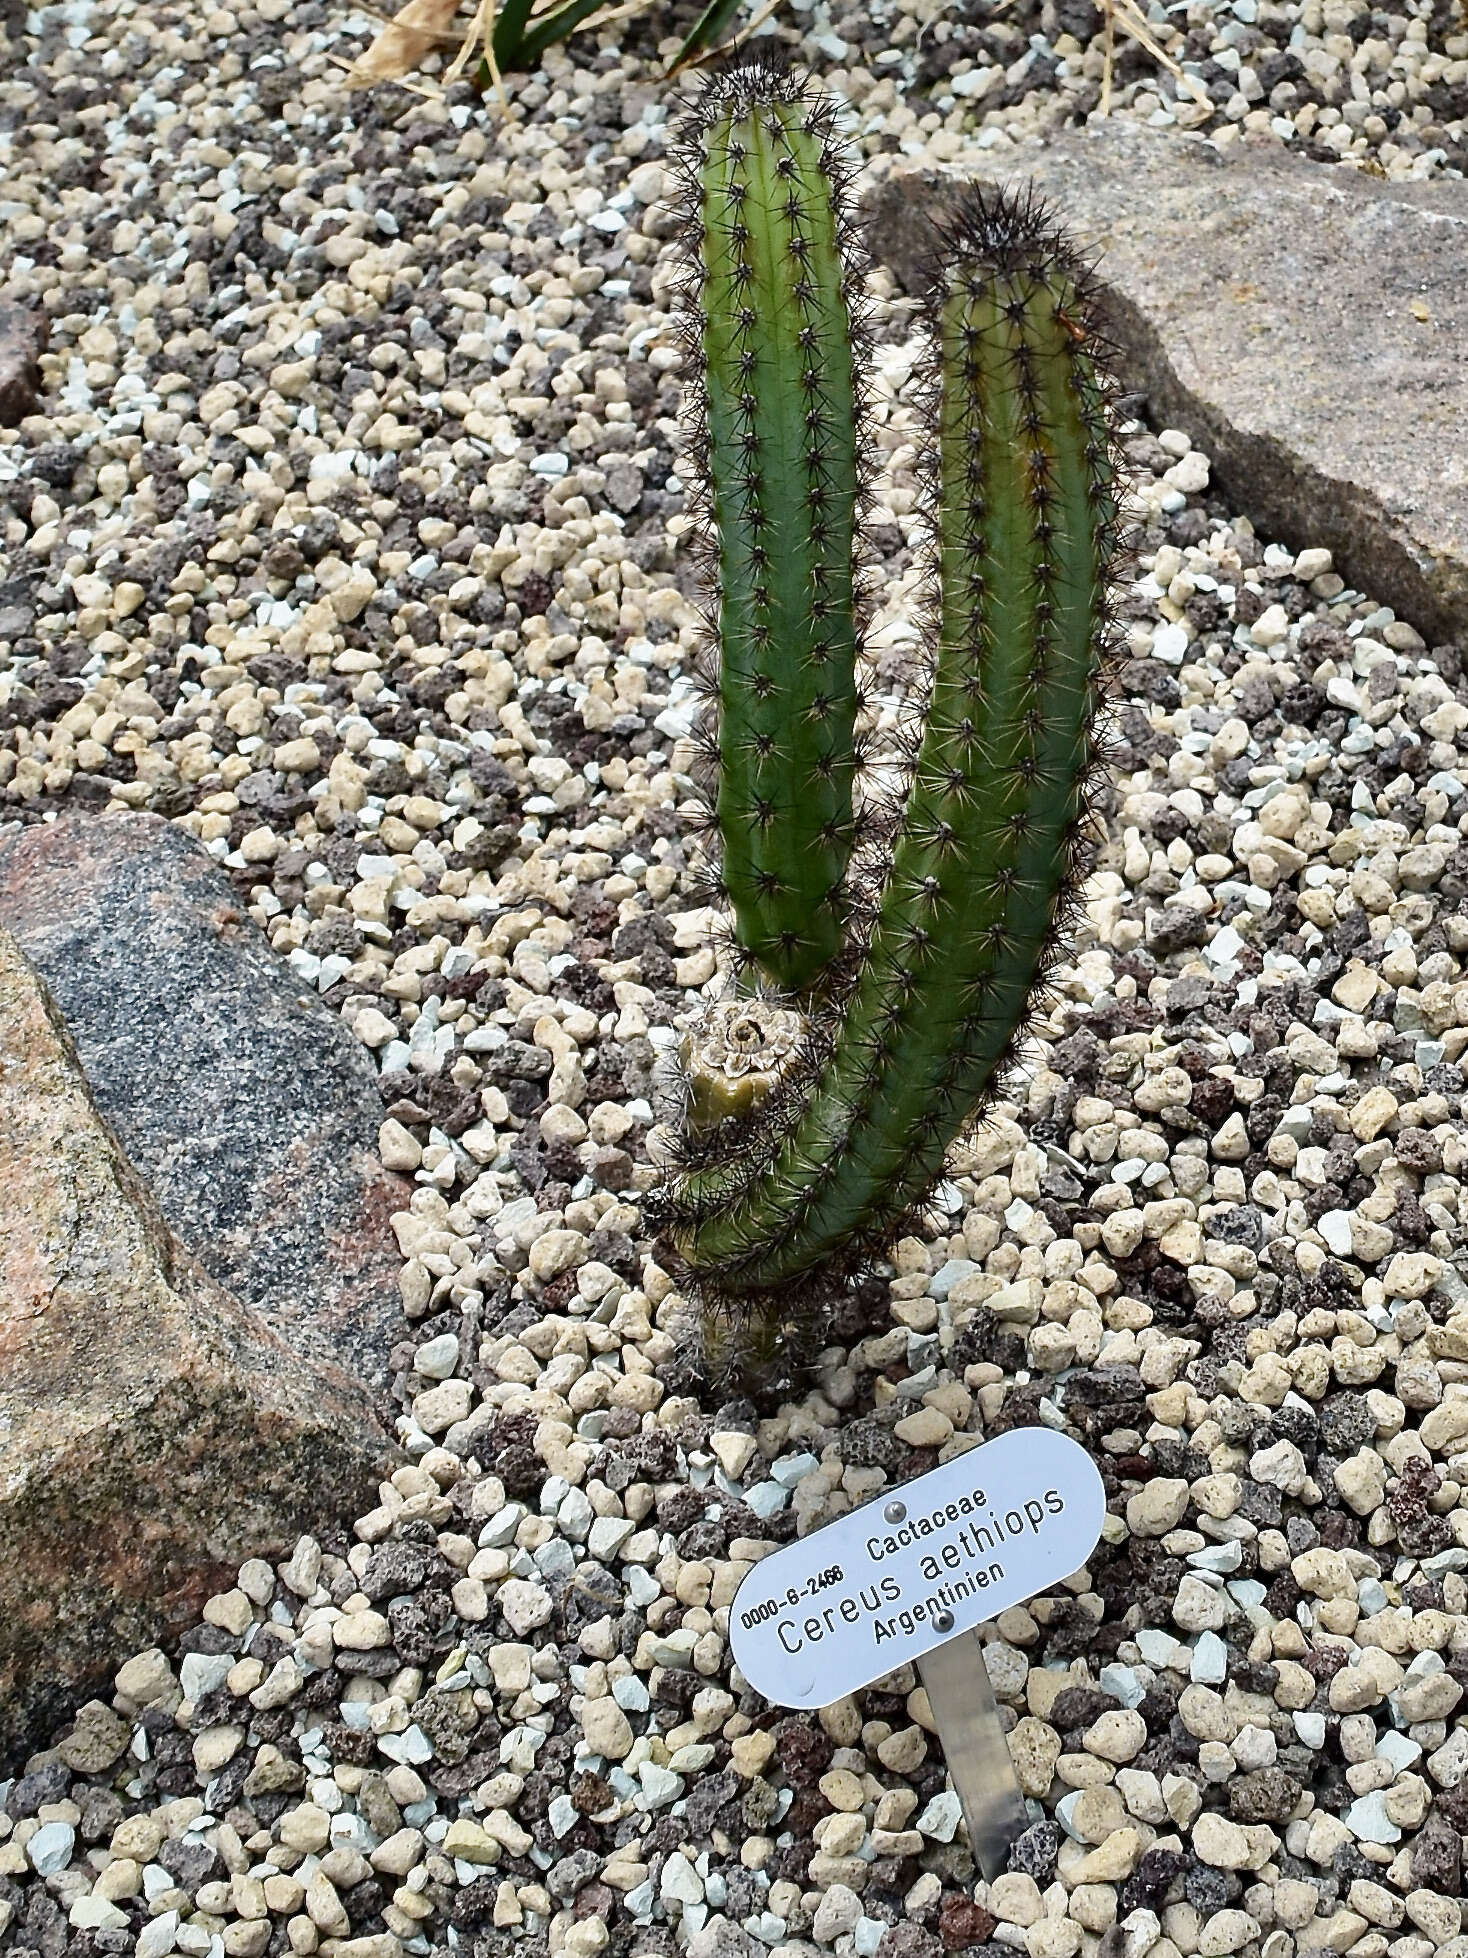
[726,1428,1105,1884]
[917,1625,1031,1879]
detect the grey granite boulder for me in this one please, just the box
[0,812,406,1389]
[861,123,1468,661]
[0,929,394,1761]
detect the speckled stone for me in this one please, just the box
[0,813,409,1387]
[0,929,393,1767]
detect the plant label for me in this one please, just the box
[728,1427,1106,1708]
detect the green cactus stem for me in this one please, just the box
[667,58,872,996]
[667,184,1122,1298]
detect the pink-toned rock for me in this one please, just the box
[0,928,395,1761]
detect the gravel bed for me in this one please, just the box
[4,2,1468,1957]
[909,0,1467,182]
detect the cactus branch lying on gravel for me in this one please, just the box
[657,62,1125,1377]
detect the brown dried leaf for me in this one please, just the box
[344,0,464,88]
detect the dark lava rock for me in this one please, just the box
[157,1835,220,1890]
[0,813,409,1388]
[876,1926,942,1958]
[1183,1859,1235,1912]
[5,1759,71,1819]
[939,1897,998,1949]
[359,1541,436,1602]
[1120,1847,1186,1914]
[1008,1819,1059,1882]
[1410,1811,1462,1895]
[1228,1767,1303,1825]
[1049,1686,1118,1732]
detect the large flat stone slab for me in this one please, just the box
[0,930,395,1761]
[861,125,1468,660]
[0,813,406,1389]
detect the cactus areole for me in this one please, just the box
[660,59,1123,1331]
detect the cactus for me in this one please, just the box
[666,57,876,997]
[657,62,1123,1368]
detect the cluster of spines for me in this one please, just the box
[663,52,884,998]
[662,178,1127,1330]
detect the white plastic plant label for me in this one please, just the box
[728,1428,1106,1709]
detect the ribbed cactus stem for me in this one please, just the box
[673,60,867,996]
[669,187,1120,1295]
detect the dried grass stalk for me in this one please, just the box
[1101,0,1212,116]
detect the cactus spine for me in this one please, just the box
[659,63,1122,1350]
[668,60,873,996]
